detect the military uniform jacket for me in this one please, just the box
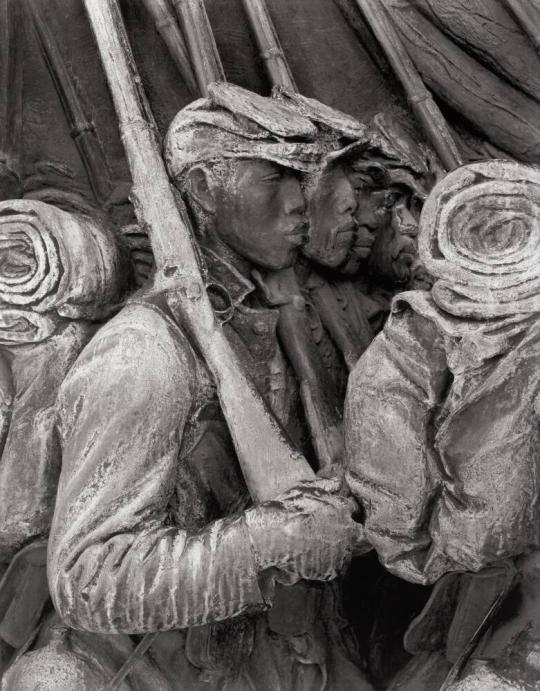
[345,292,540,586]
[47,253,367,691]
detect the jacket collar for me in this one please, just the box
[201,246,255,307]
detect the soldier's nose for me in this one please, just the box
[339,178,357,216]
[283,179,306,216]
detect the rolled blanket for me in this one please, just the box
[419,160,540,319]
[0,199,120,344]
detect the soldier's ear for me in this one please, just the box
[185,166,217,215]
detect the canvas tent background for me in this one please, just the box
[4,0,540,217]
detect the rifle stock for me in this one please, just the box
[83,0,314,504]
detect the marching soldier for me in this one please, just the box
[5,85,370,691]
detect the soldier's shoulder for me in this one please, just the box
[77,295,197,376]
[386,292,445,346]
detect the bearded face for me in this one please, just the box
[367,189,420,286]
[302,163,358,270]
[342,161,425,286]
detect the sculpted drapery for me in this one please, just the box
[1,0,540,687]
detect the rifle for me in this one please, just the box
[83,0,314,503]
[139,0,199,96]
[355,0,462,171]
[83,7,317,682]
[26,1,112,206]
[171,0,225,95]
[0,0,23,199]
[240,0,297,91]
[232,0,344,470]
[334,0,395,79]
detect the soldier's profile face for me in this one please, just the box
[213,159,307,271]
[303,163,358,269]
[368,191,418,285]
[337,186,385,275]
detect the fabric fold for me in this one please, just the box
[0,199,120,344]
[419,161,540,319]
[346,161,540,582]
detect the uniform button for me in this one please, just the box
[252,320,267,335]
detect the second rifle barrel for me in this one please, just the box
[356,0,462,171]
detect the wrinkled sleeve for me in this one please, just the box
[48,309,266,634]
[344,309,450,584]
[0,323,94,564]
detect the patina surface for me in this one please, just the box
[0,2,539,690]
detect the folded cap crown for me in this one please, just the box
[165,82,328,184]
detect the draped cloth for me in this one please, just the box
[345,161,540,584]
[0,199,120,344]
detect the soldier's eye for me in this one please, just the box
[384,191,400,208]
[261,170,283,182]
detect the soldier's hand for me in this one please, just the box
[245,478,363,584]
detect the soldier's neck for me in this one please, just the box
[200,233,253,280]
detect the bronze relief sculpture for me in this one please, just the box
[4,85,369,691]
[1,0,540,689]
[346,161,540,689]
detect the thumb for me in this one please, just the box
[311,477,342,495]
[351,523,372,557]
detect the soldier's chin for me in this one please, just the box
[337,254,364,276]
[256,249,298,272]
[301,245,341,270]
[353,246,373,259]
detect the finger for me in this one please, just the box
[350,523,372,557]
[316,491,357,514]
[343,496,359,514]
[309,477,342,495]
[132,250,155,266]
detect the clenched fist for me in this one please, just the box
[245,477,365,584]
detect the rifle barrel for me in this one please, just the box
[240,0,297,91]
[171,0,225,96]
[140,0,199,96]
[0,0,23,198]
[83,0,314,503]
[27,1,112,204]
[356,0,462,171]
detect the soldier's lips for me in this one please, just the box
[337,220,357,234]
[353,246,373,258]
[286,223,309,246]
[353,226,375,258]
[331,221,356,247]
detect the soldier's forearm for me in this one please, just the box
[49,513,267,634]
